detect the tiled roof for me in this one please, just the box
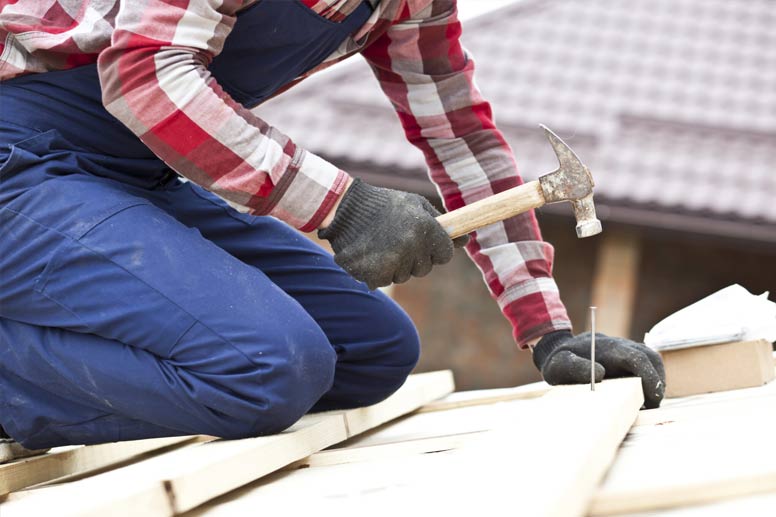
[255,0,776,241]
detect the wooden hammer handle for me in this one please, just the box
[435,181,545,239]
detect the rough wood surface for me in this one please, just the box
[0,436,198,496]
[286,432,481,470]
[417,381,550,413]
[338,371,454,435]
[636,377,776,427]
[187,378,643,517]
[618,492,776,516]
[1,371,454,517]
[331,395,519,450]
[485,378,643,517]
[591,375,776,515]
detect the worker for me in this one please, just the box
[0,0,665,463]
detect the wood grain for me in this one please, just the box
[591,382,776,515]
[0,436,198,496]
[417,381,550,413]
[186,378,643,517]
[0,371,454,517]
[436,181,545,238]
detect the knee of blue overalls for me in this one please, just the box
[369,299,421,386]
[251,327,339,436]
[317,294,421,411]
[359,301,420,405]
[176,319,339,439]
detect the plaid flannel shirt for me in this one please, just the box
[0,0,572,345]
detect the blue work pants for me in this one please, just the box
[0,0,420,449]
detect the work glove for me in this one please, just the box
[532,330,666,409]
[318,179,468,290]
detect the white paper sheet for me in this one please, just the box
[644,284,776,351]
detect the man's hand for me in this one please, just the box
[318,178,468,290]
[532,330,666,409]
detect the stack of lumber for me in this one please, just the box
[1,371,454,516]
[593,377,776,515]
[2,364,776,516]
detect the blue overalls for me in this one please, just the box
[0,0,420,449]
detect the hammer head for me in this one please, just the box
[537,125,602,238]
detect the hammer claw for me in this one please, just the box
[541,125,586,178]
[538,126,602,238]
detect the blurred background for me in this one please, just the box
[256,0,776,389]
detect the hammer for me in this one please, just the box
[435,125,602,239]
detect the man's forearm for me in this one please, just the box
[360,1,572,346]
[319,177,354,230]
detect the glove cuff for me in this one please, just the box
[317,178,389,252]
[532,330,573,371]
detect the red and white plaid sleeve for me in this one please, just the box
[361,0,572,346]
[97,0,349,232]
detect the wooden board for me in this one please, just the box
[0,371,454,517]
[332,396,522,450]
[337,370,455,435]
[286,432,481,470]
[591,379,776,515]
[459,378,643,517]
[416,381,550,413]
[621,491,776,516]
[0,436,199,496]
[636,376,776,427]
[187,378,644,517]
[635,392,776,427]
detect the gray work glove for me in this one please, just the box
[318,179,468,290]
[532,330,666,409]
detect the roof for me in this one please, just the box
[255,0,776,242]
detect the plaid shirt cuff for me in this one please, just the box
[497,277,573,348]
[265,150,351,232]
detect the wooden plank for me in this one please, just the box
[0,436,199,496]
[417,381,550,413]
[590,230,641,337]
[188,378,644,517]
[339,370,454,435]
[450,378,643,517]
[1,371,454,516]
[641,374,776,412]
[619,491,776,516]
[333,395,519,450]
[0,417,344,517]
[635,392,776,426]
[590,386,776,515]
[186,448,464,516]
[286,432,482,470]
